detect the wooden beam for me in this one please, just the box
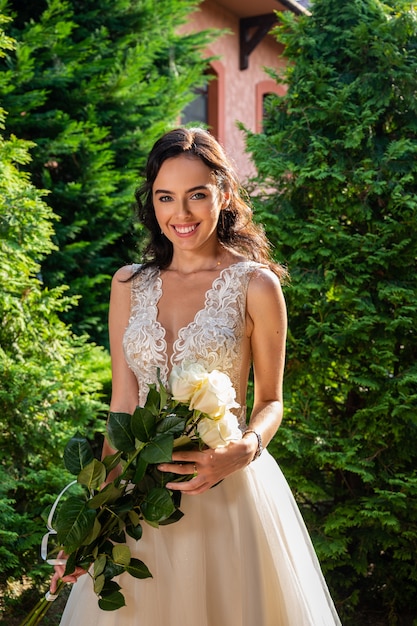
[239,13,277,71]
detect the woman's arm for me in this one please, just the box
[102,265,139,460]
[102,265,138,468]
[50,266,139,592]
[243,266,287,452]
[108,266,139,413]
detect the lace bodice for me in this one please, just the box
[123,261,261,426]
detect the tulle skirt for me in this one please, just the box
[59,451,341,625]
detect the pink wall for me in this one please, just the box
[181,0,287,181]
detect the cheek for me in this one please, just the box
[154,204,169,223]
[211,206,222,222]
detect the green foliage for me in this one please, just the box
[244,0,417,622]
[0,91,109,592]
[0,0,216,345]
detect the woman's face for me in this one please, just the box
[152,154,228,254]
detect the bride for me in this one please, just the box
[52,127,341,625]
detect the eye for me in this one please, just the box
[191,191,206,200]
[158,195,172,202]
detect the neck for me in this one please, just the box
[170,247,225,275]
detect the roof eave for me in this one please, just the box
[278,0,311,16]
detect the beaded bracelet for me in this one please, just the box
[243,429,263,461]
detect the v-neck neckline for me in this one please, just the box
[154,261,245,369]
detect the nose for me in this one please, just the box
[175,199,192,218]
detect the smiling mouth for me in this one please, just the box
[172,224,198,234]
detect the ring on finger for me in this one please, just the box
[193,463,198,478]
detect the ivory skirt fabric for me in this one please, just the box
[59,450,341,626]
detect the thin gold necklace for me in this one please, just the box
[171,252,224,275]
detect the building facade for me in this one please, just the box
[181,0,310,180]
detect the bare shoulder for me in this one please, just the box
[248,265,284,298]
[109,265,139,314]
[247,266,287,324]
[109,265,138,328]
[111,264,138,291]
[113,264,137,282]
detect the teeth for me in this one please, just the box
[174,224,197,234]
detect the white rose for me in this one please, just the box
[189,369,239,418]
[169,363,208,403]
[197,411,242,448]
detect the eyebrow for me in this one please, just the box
[154,184,209,195]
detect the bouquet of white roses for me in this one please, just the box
[33,364,241,621]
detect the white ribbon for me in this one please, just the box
[41,479,77,566]
[45,590,59,602]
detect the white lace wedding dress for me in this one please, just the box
[59,261,341,626]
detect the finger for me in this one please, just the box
[158,462,195,476]
[62,575,77,584]
[166,476,202,491]
[168,481,209,496]
[50,568,64,593]
[170,451,200,463]
[50,576,58,594]
[63,567,88,583]
[51,566,86,591]
[75,567,88,578]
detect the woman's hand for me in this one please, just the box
[50,551,88,594]
[158,437,256,495]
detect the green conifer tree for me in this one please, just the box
[0,86,107,607]
[245,1,417,622]
[0,0,214,344]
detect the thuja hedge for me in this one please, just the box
[245,0,417,623]
[0,90,108,605]
[0,0,215,345]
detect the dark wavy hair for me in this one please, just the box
[135,127,287,280]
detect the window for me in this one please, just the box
[256,80,286,133]
[181,62,224,143]
[181,85,208,126]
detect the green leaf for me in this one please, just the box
[156,376,170,411]
[55,497,97,554]
[140,434,174,464]
[100,580,122,595]
[82,516,102,545]
[64,434,95,475]
[103,561,125,579]
[127,509,141,527]
[94,554,107,578]
[144,385,162,416]
[126,522,143,541]
[133,454,148,483]
[99,540,115,558]
[98,591,126,611]
[125,557,153,579]
[108,529,126,544]
[112,544,131,566]
[64,551,77,578]
[94,573,105,596]
[78,459,106,490]
[159,508,184,526]
[141,487,176,523]
[102,450,123,474]
[107,412,135,452]
[156,414,186,436]
[131,406,156,442]
[88,483,125,508]
[114,495,136,515]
